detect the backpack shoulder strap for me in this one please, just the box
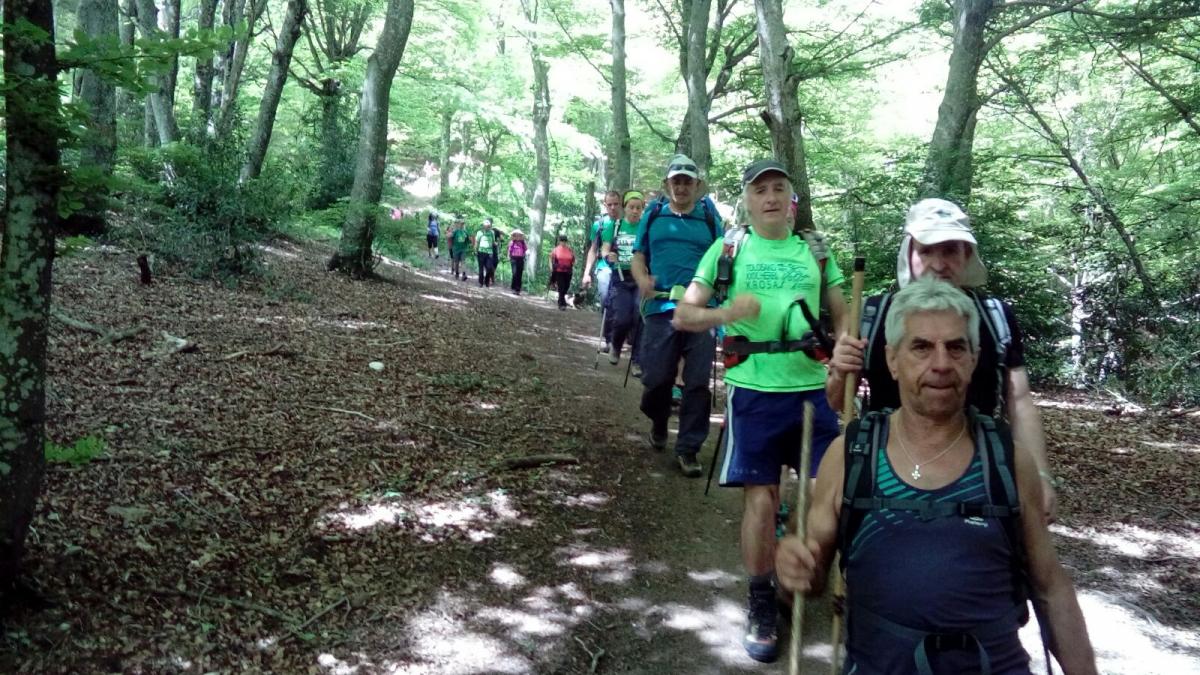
[972,292,1013,414]
[702,198,719,241]
[800,230,831,327]
[860,292,893,403]
[837,410,887,569]
[641,201,667,266]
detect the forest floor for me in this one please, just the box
[1,235,1198,674]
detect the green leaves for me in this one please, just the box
[44,435,107,466]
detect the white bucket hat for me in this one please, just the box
[896,198,988,288]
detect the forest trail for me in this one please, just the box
[2,237,1197,674]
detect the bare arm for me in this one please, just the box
[671,282,762,333]
[1007,366,1057,523]
[825,284,848,336]
[1016,444,1096,674]
[582,238,599,286]
[631,252,655,298]
[776,433,844,596]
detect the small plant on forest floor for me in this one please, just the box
[45,435,107,465]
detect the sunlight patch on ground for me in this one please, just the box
[1051,522,1200,559]
[475,401,499,411]
[318,489,526,541]
[419,293,466,306]
[687,568,741,589]
[1019,590,1200,674]
[490,564,527,589]
[1139,439,1200,453]
[555,492,611,509]
[382,595,532,674]
[557,545,636,584]
[256,243,300,259]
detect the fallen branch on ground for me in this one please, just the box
[303,405,376,421]
[52,309,147,344]
[495,454,578,471]
[221,343,295,360]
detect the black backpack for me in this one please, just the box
[640,195,720,270]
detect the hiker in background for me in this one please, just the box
[487,227,504,287]
[449,215,470,281]
[630,154,722,477]
[474,218,497,287]
[427,212,440,259]
[824,198,1058,523]
[673,159,846,662]
[550,235,576,310]
[777,277,1096,675]
[600,190,645,369]
[583,190,622,351]
[509,230,528,294]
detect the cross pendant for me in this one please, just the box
[911,466,921,481]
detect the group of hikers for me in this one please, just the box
[569,154,1097,673]
[422,212,531,293]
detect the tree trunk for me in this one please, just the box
[609,0,630,191]
[215,0,267,137]
[192,0,219,135]
[70,0,118,235]
[162,0,180,110]
[328,0,415,276]
[920,0,993,203]
[438,108,453,196]
[115,0,142,139]
[240,0,307,182]
[311,81,346,209]
[682,0,712,172]
[1,0,60,599]
[753,0,814,231]
[135,0,179,144]
[527,51,551,277]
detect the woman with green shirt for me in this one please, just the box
[600,190,646,367]
[673,159,847,664]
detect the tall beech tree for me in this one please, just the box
[71,0,119,234]
[1,0,62,599]
[329,0,416,275]
[240,0,309,182]
[609,0,630,190]
[519,0,550,277]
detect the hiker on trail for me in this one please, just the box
[777,277,1097,675]
[600,190,646,371]
[427,212,440,259]
[449,216,470,281]
[508,230,528,294]
[487,227,504,287]
[630,154,723,477]
[672,159,847,663]
[824,198,1058,522]
[474,218,497,288]
[583,190,623,351]
[549,235,576,310]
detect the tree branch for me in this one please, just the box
[985,0,1090,52]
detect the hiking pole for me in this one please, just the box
[830,255,866,675]
[592,304,609,370]
[788,401,816,675]
[704,421,724,496]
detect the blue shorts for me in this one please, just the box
[717,386,840,487]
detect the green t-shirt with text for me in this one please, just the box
[602,218,639,271]
[451,228,470,251]
[693,228,844,392]
[474,229,496,251]
[589,218,616,271]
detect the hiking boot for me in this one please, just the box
[608,351,620,366]
[600,342,611,354]
[631,363,643,378]
[649,422,668,451]
[677,452,702,478]
[744,584,780,663]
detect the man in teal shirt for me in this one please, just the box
[630,154,722,477]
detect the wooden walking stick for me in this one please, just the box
[788,401,816,675]
[830,255,866,674]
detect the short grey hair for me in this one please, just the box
[884,277,980,352]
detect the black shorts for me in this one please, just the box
[427,234,439,248]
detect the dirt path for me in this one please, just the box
[2,238,1197,674]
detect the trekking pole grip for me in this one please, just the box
[789,401,815,675]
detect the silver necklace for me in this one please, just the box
[894,413,966,481]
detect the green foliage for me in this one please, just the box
[121,139,302,280]
[56,235,93,258]
[45,435,107,465]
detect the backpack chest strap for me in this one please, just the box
[847,497,1018,521]
[849,602,1025,675]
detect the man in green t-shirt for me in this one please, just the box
[583,190,622,350]
[449,216,470,281]
[673,159,847,664]
[473,218,497,287]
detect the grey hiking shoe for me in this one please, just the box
[677,452,702,478]
[599,342,611,354]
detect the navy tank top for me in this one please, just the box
[844,424,1031,675]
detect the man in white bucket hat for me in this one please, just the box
[826,198,1058,522]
